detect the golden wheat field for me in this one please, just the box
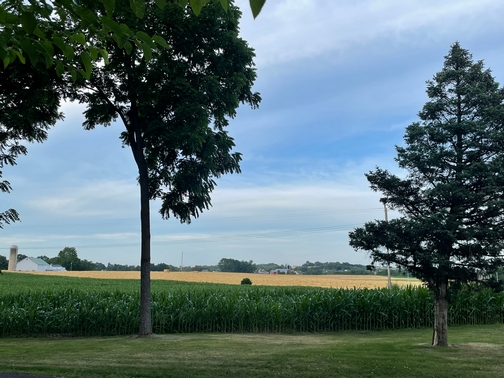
[20,270,421,289]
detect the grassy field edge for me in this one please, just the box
[0,324,503,378]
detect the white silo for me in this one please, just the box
[8,245,18,271]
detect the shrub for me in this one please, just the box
[241,278,252,285]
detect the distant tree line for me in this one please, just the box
[0,249,444,276]
[298,261,370,275]
[106,262,181,272]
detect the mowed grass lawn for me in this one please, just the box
[0,324,503,378]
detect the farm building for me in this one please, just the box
[46,264,67,272]
[16,257,51,271]
[270,268,294,274]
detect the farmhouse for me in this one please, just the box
[16,257,51,271]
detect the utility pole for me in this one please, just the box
[384,202,392,290]
[180,251,183,272]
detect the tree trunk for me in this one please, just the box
[123,54,152,336]
[432,281,449,347]
[137,160,152,336]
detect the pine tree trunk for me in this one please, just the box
[432,281,448,347]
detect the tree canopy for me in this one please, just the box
[349,43,504,347]
[218,258,256,273]
[0,0,266,79]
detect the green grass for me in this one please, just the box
[0,325,502,377]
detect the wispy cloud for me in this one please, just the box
[238,0,504,67]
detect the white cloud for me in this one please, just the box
[237,0,504,67]
[27,180,139,219]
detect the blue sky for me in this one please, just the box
[2,0,504,267]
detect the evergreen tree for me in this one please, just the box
[349,43,504,347]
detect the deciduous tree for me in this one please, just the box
[218,258,256,273]
[74,0,260,335]
[0,0,264,228]
[16,253,27,261]
[349,43,504,347]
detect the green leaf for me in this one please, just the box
[72,33,86,46]
[136,31,156,48]
[69,67,78,82]
[64,45,74,60]
[52,35,67,54]
[139,41,152,61]
[112,34,123,48]
[40,41,54,68]
[78,69,90,80]
[143,46,152,62]
[102,0,115,17]
[3,10,19,25]
[55,60,64,76]
[219,0,228,12]
[101,16,122,35]
[250,0,266,19]
[123,41,133,55]
[152,35,170,49]
[178,0,188,8]
[80,51,92,79]
[41,41,54,57]
[21,12,37,34]
[74,6,98,25]
[189,0,209,16]
[42,52,53,68]
[13,50,26,64]
[99,48,109,64]
[33,27,47,39]
[119,23,132,37]
[20,39,39,66]
[130,0,145,19]
[52,35,74,59]
[155,0,167,9]
[89,46,99,61]
[3,54,10,69]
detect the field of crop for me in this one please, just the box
[14,270,421,288]
[1,272,503,338]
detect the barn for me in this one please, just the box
[16,257,51,271]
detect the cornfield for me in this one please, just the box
[0,281,502,337]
